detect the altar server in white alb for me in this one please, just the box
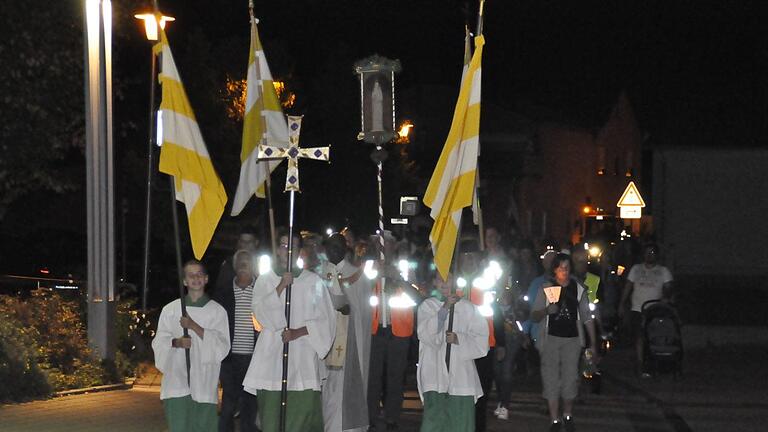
[417,273,488,432]
[243,231,336,432]
[320,233,373,432]
[152,260,231,432]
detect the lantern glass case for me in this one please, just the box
[354,55,401,145]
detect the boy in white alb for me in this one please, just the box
[242,232,335,432]
[152,260,231,432]
[417,274,488,432]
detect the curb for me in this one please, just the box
[53,379,135,398]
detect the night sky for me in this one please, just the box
[153,0,767,145]
[0,0,765,301]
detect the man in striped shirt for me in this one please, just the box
[212,249,259,432]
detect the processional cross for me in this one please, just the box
[257,114,330,432]
[258,115,330,192]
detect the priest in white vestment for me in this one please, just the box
[320,234,373,432]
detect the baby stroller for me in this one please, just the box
[641,299,683,377]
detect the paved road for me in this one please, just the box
[2,334,764,431]
[0,373,678,432]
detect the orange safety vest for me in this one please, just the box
[470,284,496,348]
[370,280,414,338]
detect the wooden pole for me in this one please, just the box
[444,213,464,371]
[248,4,278,256]
[168,178,191,385]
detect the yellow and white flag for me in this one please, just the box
[423,34,485,280]
[231,18,289,216]
[155,30,227,259]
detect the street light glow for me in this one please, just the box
[134,13,175,41]
[397,121,414,139]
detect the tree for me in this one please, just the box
[0,2,87,220]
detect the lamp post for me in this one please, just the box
[135,11,174,312]
[84,0,115,360]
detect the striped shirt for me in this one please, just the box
[231,278,256,354]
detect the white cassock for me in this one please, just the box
[152,297,230,404]
[243,270,335,393]
[416,297,488,402]
[321,259,374,431]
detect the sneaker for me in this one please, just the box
[563,415,575,432]
[549,420,562,432]
[496,406,509,420]
[493,402,503,416]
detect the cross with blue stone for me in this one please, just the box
[257,115,330,192]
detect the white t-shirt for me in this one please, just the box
[627,264,673,312]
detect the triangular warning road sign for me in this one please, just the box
[617,181,646,207]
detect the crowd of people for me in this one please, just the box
[151,223,674,432]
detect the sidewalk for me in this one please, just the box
[0,388,165,432]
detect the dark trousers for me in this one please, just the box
[219,353,259,432]
[368,327,410,426]
[494,335,520,406]
[474,348,494,432]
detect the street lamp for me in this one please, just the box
[397,120,414,142]
[134,13,175,41]
[135,10,174,312]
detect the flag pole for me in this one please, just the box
[446,0,487,372]
[265,171,278,256]
[153,0,190,386]
[279,190,296,432]
[476,164,485,252]
[248,1,278,257]
[168,178,192,386]
[475,0,486,251]
[444,213,464,371]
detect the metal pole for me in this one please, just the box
[280,190,296,432]
[476,0,486,37]
[141,48,157,312]
[168,177,191,385]
[375,146,388,327]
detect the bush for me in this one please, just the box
[0,290,149,401]
[0,297,52,402]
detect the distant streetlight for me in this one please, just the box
[134,13,175,41]
[397,120,414,143]
[398,123,413,139]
